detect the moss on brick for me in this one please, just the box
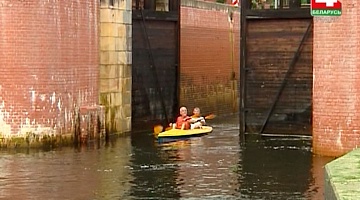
[0,133,76,150]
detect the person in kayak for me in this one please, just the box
[190,107,206,129]
[169,106,191,130]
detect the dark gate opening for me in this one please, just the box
[131,0,180,132]
[240,0,313,138]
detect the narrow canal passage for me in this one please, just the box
[0,116,334,199]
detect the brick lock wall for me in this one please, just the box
[0,0,99,137]
[180,0,240,115]
[312,0,360,157]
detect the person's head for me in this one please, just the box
[179,106,188,117]
[193,107,201,117]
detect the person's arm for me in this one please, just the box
[175,117,182,129]
[189,117,196,123]
[184,116,191,121]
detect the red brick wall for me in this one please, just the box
[0,0,99,136]
[180,1,240,115]
[312,1,360,157]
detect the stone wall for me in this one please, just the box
[99,0,132,134]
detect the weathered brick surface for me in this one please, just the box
[180,0,240,115]
[0,0,99,137]
[313,0,360,157]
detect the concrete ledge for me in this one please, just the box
[181,0,239,13]
[325,148,360,200]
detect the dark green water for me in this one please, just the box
[0,117,333,199]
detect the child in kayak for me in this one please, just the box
[190,107,206,129]
[169,106,191,130]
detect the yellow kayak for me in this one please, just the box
[157,126,213,139]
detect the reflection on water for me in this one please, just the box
[0,117,334,200]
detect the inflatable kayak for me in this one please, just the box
[157,126,213,143]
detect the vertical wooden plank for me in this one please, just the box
[289,0,301,9]
[279,0,284,9]
[239,0,248,143]
[144,0,155,10]
[174,1,180,120]
[169,0,179,11]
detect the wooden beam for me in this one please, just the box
[239,0,249,142]
[144,0,156,10]
[246,8,312,19]
[132,10,178,21]
[289,0,301,9]
[169,0,179,11]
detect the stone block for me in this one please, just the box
[125,118,131,133]
[99,93,111,107]
[111,92,122,106]
[116,37,132,51]
[115,0,131,11]
[100,51,109,65]
[124,104,131,118]
[100,51,119,65]
[125,0,132,11]
[114,106,124,119]
[122,91,131,105]
[100,22,117,37]
[114,119,123,133]
[126,24,132,37]
[100,51,118,65]
[120,64,132,78]
[128,52,132,65]
[124,10,132,24]
[118,119,126,133]
[108,78,120,92]
[115,38,127,51]
[114,10,124,24]
[117,23,127,38]
[111,105,122,121]
[119,117,131,133]
[120,77,132,92]
[118,51,131,65]
[126,37,132,51]
[100,65,120,79]
[117,0,126,10]
[100,9,115,23]
[115,10,131,24]
[100,37,116,51]
[99,78,109,93]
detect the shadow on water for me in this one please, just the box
[129,132,182,199]
[0,115,335,200]
[239,134,333,200]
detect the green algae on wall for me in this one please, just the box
[0,132,74,149]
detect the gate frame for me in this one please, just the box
[131,3,180,131]
[239,1,313,142]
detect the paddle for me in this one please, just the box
[153,125,164,136]
[153,114,216,136]
[194,113,216,121]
